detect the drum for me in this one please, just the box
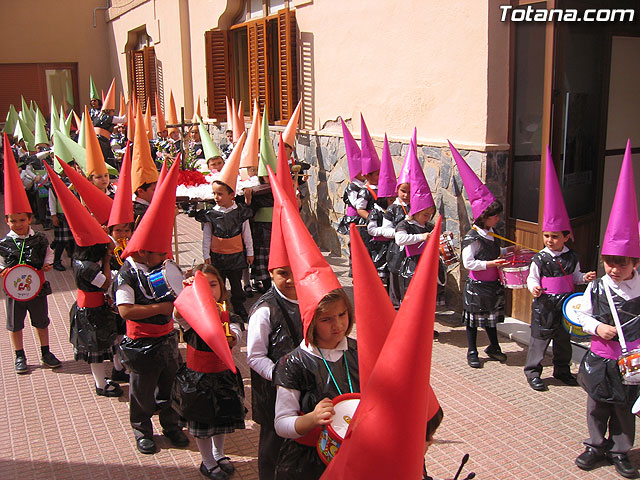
[497,249,535,289]
[618,349,640,385]
[317,393,361,465]
[3,264,43,301]
[439,232,459,266]
[561,293,590,338]
[147,260,184,301]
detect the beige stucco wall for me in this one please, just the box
[0,0,111,108]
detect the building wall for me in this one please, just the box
[0,0,111,108]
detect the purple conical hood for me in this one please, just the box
[360,114,381,175]
[448,140,495,220]
[602,139,640,258]
[542,145,572,233]
[396,128,417,188]
[377,134,397,197]
[409,142,435,216]
[341,118,361,181]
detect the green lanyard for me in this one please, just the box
[12,237,26,265]
[319,349,353,396]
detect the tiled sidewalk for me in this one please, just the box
[1,209,639,480]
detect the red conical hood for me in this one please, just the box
[44,161,111,247]
[157,158,169,189]
[174,271,237,373]
[321,217,442,479]
[56,156,113,225]
[108,142,134,227]
[121,159,179,258]
[3,133,32,215]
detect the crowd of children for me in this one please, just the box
[2,83,640,480]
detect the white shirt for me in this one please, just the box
[115,257,150,305]
[347,178,365,207]
[395,219,427,247]
[380,199,408,239]
[577,271,640,335]
[461,226,508,271]
[274,337,349,439]
[354,183,376,210]
[526,246,587,293]
[366,204,387,237]
[0,228,54,269]
[246,285,299,381]
[202,203,254,260]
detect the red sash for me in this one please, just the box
[186,345,230,373]
[126,320,173,339]
[365,185,378,201]
[76,290,105,308]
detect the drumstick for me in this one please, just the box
[472,226,539,252]
[452,453,469,480]
[462,473,476,480]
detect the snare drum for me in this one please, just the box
[497,249,535,289]
[439,232,459,266]
[147,260,184,301]
[3,264,43,301]
[561,293,590,338]
[317,393,360,465]
[618,349,640,385]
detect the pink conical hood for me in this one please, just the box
[448,140,495,220]
[359,114,380,175]
[377,134,397,198]
[542,146,571,233]
[602,139,640,258]
[341,118,361,181]
[408,142,435,216]
[396,128,416,188]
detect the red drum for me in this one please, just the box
[317,393,360,465]
[497,249,536,289]
[439,232,459,266]
[619,349,640,385]
[3,264,43,301]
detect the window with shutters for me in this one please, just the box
[204,2,298,126]
[126,29,158,115]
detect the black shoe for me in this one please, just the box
[527,376,548,392]
[111,367,130,383]
[243,285,254,298]
[52,262,66,271]
[215,456,235,475]
[608,453,639,478]
[199,462,228,480]
[485,345,507,362]
[137,437,156,455]
[575,446,605,470]
[96,379,123,397]
[15,356,28,374]
[163,429,189,447]
[41,351,62,368]
[553,372,579,386]
[467,351,482,368]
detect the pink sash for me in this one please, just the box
[591,336,640,360]
[541,275,574,294]
[469,268,499,282]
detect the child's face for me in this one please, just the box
[90,99,100,109]
[158,129,168,139]
[397,183,410,203]
[270,267,296,300]
[285,144,294,158]
[226,131,234,143]
[247,166,258,177]
[137,250,167,268]
[136,183,156,203]
[6,213,31,236]
[208,157,224,172]
[313,298,349,349]
[542,231,569,252]
[190,129,201,142]
[364,170,380,186]
[603,258,639,283]
[90,172,110,192]
[170,130,180,141]
[111,224,132,240]
[484,214,501,229]
[212,183,235,208]
[355,173,365,182]
[414,207,435,226]
[202,271,222,302]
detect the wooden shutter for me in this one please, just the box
[277,9,298,123]
[129,46,157,114]
[143,46,157,115]
[130,51,146,109]
[248,19,269,114]
[205,30,230,120]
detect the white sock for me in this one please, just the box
[212,434,226,460]
[90,363,107,389]
[195,437,217,470]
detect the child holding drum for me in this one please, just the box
[524,149,595,391]
[574,142,640,479]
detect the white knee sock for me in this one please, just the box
[212,433,226,460]
[90,363,107,389]
[195,437,217,470]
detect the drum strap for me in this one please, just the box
[365,185,378,201]
[11,237,26,265]
[319,350,353,395]
[604,282,628,353]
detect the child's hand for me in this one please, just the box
[244,188,253,205]
[531,286,543,297]
[227,332,238,348]
[0,268,7,278]
[42,263,53,272]
[422,232,431,241]
[487,259,507,268]
[204,258,212,265]
[311,398,335,427]
[247,255,254,265]
[182,276,195,288]
[596,323,617,340]
[583,271,596,282]
[51,216,60,227]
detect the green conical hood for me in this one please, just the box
[2,105,18,135]
[77,111,86,148]
[89,76,99,100]
[58,107,67,135]
[34,110,49,146]
[50,97,60,136]
[258,111,277,176]
[197,115,221,160]
[14,115,35,151]
[63,111,73,136]
[53,130,86,173]
[20,97,35,131]
[65,80,74,107]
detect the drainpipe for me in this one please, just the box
[93,1,111,28]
